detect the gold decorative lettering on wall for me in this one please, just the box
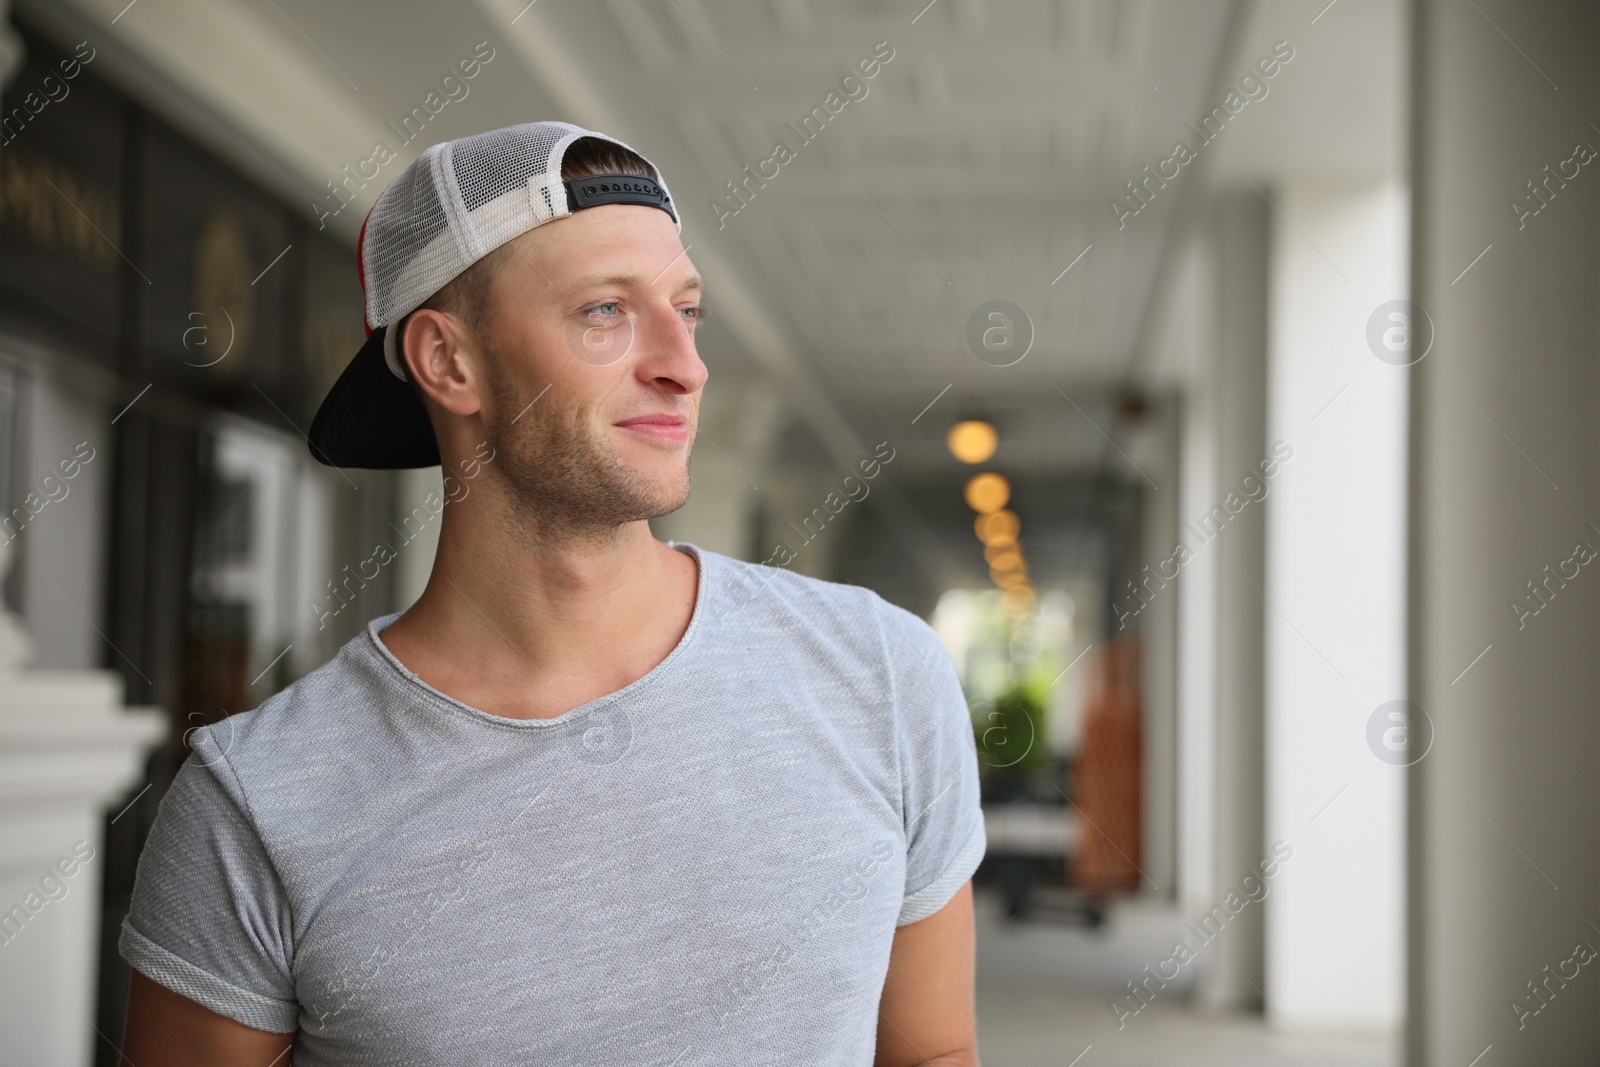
[0,145,119,272]
[192,210,254,376]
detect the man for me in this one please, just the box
[119,120,986,1066]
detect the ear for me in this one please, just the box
[403,309,484,417]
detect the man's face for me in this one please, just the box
[471,203,708,536]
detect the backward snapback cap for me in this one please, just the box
[308,120,680,469]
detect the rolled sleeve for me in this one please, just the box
[119,729,299,1032]
[882,605,987,927]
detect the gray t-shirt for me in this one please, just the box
[120,540,986,1065]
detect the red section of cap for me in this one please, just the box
[356,205,375,338]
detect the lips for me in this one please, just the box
[614,413,689,440]
[614,414,687,428]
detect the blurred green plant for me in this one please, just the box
[950,586,1075,800]
[971,676,1049,777]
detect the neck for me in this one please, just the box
[438,511,663,638]
[376,484,695,717]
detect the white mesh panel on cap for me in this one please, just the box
[450,123,580,213]
[359,120,678,331]
[363,143,458,328]
[432,143,481,262]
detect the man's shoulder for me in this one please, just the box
[700,546,943,665]
[706,547,879,624]
[192,623,391,780]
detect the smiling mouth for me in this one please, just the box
[614,416,689,441]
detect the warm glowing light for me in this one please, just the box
[986,548,1022,571]
[975,509,1020,542]
[992,569,1029,590]
[964,472,1010,514]
[947,420,998,464]
[983,541,1022,566]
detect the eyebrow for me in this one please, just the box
[570,272,703,294]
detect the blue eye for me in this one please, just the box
[585,301,623,323]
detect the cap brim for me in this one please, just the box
[308,326,440,469]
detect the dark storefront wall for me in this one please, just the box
[0,20,396,1058]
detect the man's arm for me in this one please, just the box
[875,879,979,1067]
[121,969,296,1067]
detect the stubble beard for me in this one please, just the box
[479,335,693,545]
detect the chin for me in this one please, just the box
[646,475,692,518]
[601,436,691,515]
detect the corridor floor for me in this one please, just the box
[971,886,1398,1067]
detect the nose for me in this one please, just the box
[632,300,708,396]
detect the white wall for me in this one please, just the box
[1264,179,1407,1032]
[1175,239,1218,923]
[1144,222,1211,906]
[15,364,111,671]
[1134,397,1180,899]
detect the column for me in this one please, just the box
[1409,3,1600,1064]
[1263,178,1406,1032]
[1193,192,1270,1010]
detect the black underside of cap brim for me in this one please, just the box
[308,326,441,469]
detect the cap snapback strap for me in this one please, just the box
[562,173,677,223]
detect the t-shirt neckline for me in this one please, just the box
[361,540,709,730]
